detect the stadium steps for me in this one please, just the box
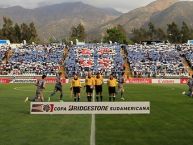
[182,57,193,76]
[2,56,6,63]
[59,66,66,78]
[62,46,69,78]
[3,49,13,63]
[121,48,132,78]
[64,47,68,59]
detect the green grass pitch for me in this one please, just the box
[1,83,193,145]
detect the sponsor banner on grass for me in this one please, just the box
[30,102,150,115]
[152,79,180,84]
[126,78,152,84]
[0,78,10,84]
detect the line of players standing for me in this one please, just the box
[25,72,125,102]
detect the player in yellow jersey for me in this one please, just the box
[70,74,81,102]
[85,72,95,102]
[95,72,103,102]
[107,74,117,102]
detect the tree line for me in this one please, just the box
[132,22,193,44]
[0,17,39,43]
[66,24,129,44]
[67,21,193,45]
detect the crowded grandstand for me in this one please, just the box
[0,44,64,76]
[64,44,124,77]
[126,44,189,78]
[0,43,193,78]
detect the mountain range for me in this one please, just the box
[0,2,121,41]
[0,0,193,41]
[150,1,193,29]
[97,0,179,35]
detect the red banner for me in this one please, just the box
[180,78,189,84]
[45,78,66,84]
[0,78,11,84]
[126,78,152,84]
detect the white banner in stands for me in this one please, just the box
[79,79,108,84]
[30,102,150,115]
[10,79,37,84]
[152,79,180,84]
[10,78,67,84]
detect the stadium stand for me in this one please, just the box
[0,46,9,75]
[180,45,193,68]
[0,44,64,75]
[0,43,192,78]
[64,44,124,77]
[125,44,189,78]
[0,46,7,61]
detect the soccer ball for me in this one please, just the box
[121,97,125,101]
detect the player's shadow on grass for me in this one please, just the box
[183,93,193,98]
[17,105,31,115]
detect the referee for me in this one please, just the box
[95,72,103,102]
[71,74,81,102]
[85,72,95,102]
[107,74,117,102]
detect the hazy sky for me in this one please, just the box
[0,0,192,12]
[0,0,156,12]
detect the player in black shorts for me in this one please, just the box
[71,74,81,102]
[107,74,117,102]
[85,72,95,102]
[95,72,103,101]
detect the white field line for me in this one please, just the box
[90,89,96,145]
[90,113,96,145]
[14,87,52,92]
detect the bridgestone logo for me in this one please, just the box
[69,106,109,111]
[31,102,150,115]
[68,106,150,111]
